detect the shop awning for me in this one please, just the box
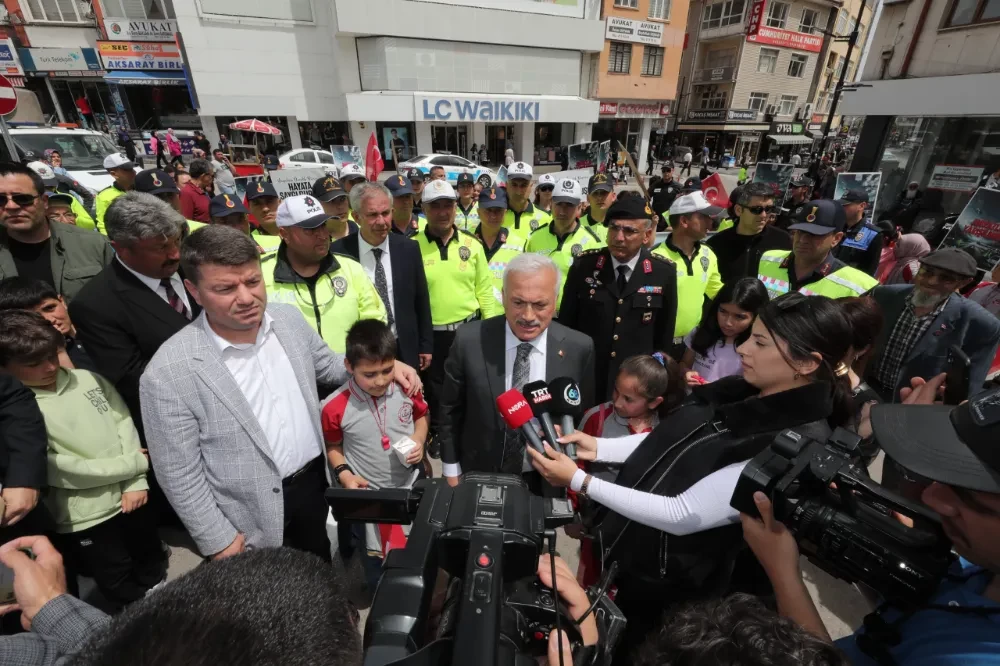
[767,134,813,145]
[104,71,187,86]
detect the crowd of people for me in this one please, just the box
[0,144,999,665]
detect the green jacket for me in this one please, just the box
[32,369,149,534]
[0,221,114,303]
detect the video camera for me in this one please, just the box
[327,473,625,666]
[731,427,955,606]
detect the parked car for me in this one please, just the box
[398,153,495,187]
[279,148,340,173]
[10,126,135,193]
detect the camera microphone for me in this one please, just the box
[547,377,584,457]
[522,381,564,455]
[496,389,546,454]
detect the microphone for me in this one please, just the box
[522,381,563,455]
[547,377,584,457]
[495,389,546,455]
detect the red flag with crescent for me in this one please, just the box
[701,172,730,209]
[365,132,384,182]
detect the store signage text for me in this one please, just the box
[0,40,24,76]
[417,96,541,122]
[600,101,669,118]
[103,19,178,42]
[686,108,758,122]
[693,66,736,83]
[769,121,804,134]
[928,165,984,193]
[97,41,183,71]
[745,0,767,37]
[599,102,618,115]
[747,27,823,52]
[605,17,664,46]
[19,48,101,72]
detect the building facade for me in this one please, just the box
[842,0,1000,217]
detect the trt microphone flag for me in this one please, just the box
[365,131,384,182]
[702,172,730,209]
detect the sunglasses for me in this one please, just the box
[744,205,778,215]
[538,186,554,192]
[0,193,40,208]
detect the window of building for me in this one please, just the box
[699,86,729,109]
[757,48,779,73]
[614,0,639,7]
[799,8,819,33]
[748,92,769,112]
[705,48,737,69]
[765,1,789,27]
[835,8,849,35]
[608,42,632,74]
[946,0,1000,25]
[778,95,798,116]
[815,91,828,113]
[23,0,94,22]
[101,0,175,19]
[835,55,846,77]
[641,46,665,76]
[788,54,808,77]
[701,0,746,30]
[649,0,671,20]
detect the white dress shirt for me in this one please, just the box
[611,253,641,284]
[206,313,322,478]
[443,323,548,478]
[117,256,192,314]
[358,233,396,335]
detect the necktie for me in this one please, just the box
[371,248,394,328]
[617,265,629,293]
[502,342,534,474]
[160,278,190,320]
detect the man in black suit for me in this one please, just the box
[69,192,200,436]
[332,182,433,371]
[438,253,595,487]
[0,373,51,544]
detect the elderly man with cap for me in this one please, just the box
[209,193,280,255]
[580,173,615,231]
[27,161,96,231]
[473,185,526,310]
[311,175,358,241]
[560,195,677,399]
[45,192,78,227]
[526,178,604,306]
[653,192,724,356]
[867,247,1000,402]
[504,162,551,233]
[455,173,479,231]
[414,179,500,446]
[133,168,206,236]
[94,152,136,234]
[247,180,281,237]
[774,175,813,231]
[757,200,878,300]
[261,195,386,354]
[832,189,883,276]
[385,174,424,238]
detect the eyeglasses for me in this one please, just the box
[744,205,778,215]
[538,186,554,193]
[0,193,40,208]
[608,223,644,238]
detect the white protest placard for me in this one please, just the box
[268,167,328,200]
[928,165,985,193]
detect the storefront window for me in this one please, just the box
[593,118,643,155]
[376,122,417,167]
[298,122,352,149]
[534,123,563,165]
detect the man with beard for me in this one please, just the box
[868,248,1000,402]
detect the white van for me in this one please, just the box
[9,126,132,194]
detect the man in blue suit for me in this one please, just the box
[868,248,1000,402]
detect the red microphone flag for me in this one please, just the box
[365,131,384,182]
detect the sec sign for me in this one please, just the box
[0,76,17,116]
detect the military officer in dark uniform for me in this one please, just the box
[559,196,678,399]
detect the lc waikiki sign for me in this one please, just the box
[416,95,543,122]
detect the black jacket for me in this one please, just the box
[707,224,792,285]
[833,220,884,276]
[0,374,47,490]
[595,378,834,600]
[330,233,433,369]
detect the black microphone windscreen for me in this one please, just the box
[547,376,584,417]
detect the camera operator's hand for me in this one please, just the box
[547,630,573,666]
[555,432,598,462]
[528,444,579,488]
[0,536,67,631]
[740,492,799,581]
[537,554,599,647]
[899,372,946,405]
[341,472,371,490]
[446,475,460,488]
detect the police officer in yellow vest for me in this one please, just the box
[580,172,615,231]
[455,172,480,231]
[415,179,500,441]
[311,175,359,241]
[94,152,136,235]
[133,168,206,237]
[208,192,280,254]
[525,178,604,308]
[473,184,526,310]
[385,174,425,238]
[653,191,725,351]
[261,194,387,353]
[757,199,879,300]
[504,161,551,233]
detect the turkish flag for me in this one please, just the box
[702,173,730,209]
[365,131,384,182]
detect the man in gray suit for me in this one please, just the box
[439,253,596,488]
[140,226,421,561]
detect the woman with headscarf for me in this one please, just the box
[880,233,931,285]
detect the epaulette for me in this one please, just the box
[577,247,605,257]
[650,252,675,265]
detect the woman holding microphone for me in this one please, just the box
[529,292,855,663]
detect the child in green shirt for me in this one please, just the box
[0,311,166,608]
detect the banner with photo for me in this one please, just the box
[937,187,1000,272]
[268,167,329,200]
[567,141,599,170]
[330,145,363,168]
[834,172,882,226]
[597,141,611,174]
[752,163,795,200]
[382,127,412,166]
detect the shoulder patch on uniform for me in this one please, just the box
[578,247,604,256]
[650,252,675,265]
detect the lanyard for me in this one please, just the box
[349,381,391,449]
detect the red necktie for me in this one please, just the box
[160,278,190,320]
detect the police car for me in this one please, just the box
[278,148,340,172]
[398,154,495,187]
